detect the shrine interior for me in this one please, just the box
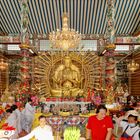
[0,0,140,140]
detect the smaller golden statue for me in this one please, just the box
[1,88,11,102]
[1,88,15,107]
[51,56,84,97]
[115,83,125,96]
[106,86,115,105]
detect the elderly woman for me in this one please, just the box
[22,98,35,133]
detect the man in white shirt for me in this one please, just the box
[19,115,54,140]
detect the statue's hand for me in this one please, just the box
[52,77,60,84]
[59,79,63,85]
[70,79,78,87]
[81,76,84,81]
[52,76,56,82]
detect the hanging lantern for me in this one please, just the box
[49,13,81,51]
[127,60,139,73]
[0,58,8,70]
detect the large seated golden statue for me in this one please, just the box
[51,56,84,97]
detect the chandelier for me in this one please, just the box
[0,58,8,70]
[127,60,139,73]
[49,13,81,51]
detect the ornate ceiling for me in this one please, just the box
[0,0,139,36]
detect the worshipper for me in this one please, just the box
[6,109,17,128]
[86,105,113,140]
[114,110,140,140]
[22,98,35,133]
[11,105,22,134]
[19,115,54,140]
[5,108,18,138]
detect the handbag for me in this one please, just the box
[120,125,139,140]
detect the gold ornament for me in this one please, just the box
[127,60,139,73]
[106,43,116,50]
[51,56,83,97]
[0,58,8,70]
[106,86,115,105]
[19,44,30,49]
[34,51,101,97]
[49,13,81,51]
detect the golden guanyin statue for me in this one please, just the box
[51,56,84,97]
